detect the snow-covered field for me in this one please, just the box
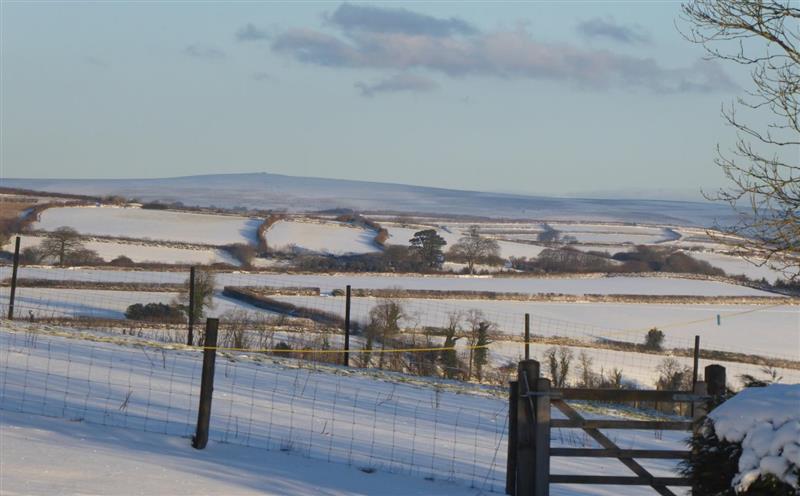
[688,251,790,283]
[2,172,740,226]
[385,224,547,260]
[0,287,272,320]
[385,225,461,246]
[0,267,777,298]
[0,409,479,496]
[482,340,800,389]
[0,409,480,496]
[4,236,240,265]
[270,296,800,360]
[266,220,379,255]
[3,283,795,387]
[34,206,260,245]
[0,325,696,495]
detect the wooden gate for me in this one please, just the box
[506,359,727,496]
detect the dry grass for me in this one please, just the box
[0,200,36,221]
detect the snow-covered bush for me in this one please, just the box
[682,384,800,495]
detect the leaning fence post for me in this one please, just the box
[187,266,196,346]
[192,317,218,449]
[7,236,20,320]
[343,285,351,367]
[516,360,540,496]
[524,313,530,361]
[506,380,519,495]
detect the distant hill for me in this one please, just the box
[2,173,734,226]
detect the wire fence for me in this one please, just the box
[0,324,509,491]
[1,260,799,391]
[1,247,797,493]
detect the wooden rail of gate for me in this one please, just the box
[506,360,727,496]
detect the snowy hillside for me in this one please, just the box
[2,173,737,226]
[0,410,481,496]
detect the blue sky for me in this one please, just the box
[0,2,762,198]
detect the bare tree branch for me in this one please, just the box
[681,0,799,280]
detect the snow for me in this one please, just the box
[385,225,461,247]
[266,220,380,255]
[689,251,792,283]
[3,172,740,226]
[494,240,547,259]
[569,245,635,254]
[0,268,778,297]
[0,288,275,320]
[385,224,547,260]
[0,325,696,495]
[269,296,800,368]
[482,340,800,389]
[709,384,800,491]
[34,206,260,245]
[2,286,796,386]
[0,410,478,496]
[4,236,240,266]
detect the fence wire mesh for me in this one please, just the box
[0,325,509,491]
[1,262,797,391]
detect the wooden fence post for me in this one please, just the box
[507,380,518,495]
[534,377,551,496]
[516,360,540,496]
[187,266,196,346]
[692,335,700,387]
[7,236,20,320]
[524,313,530,361]
[692,380,708,426]
[691,379,708,496]
[343,285,351,367]
[192,318,218,449]
[690,335,700,417]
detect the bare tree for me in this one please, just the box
[365,299,406,369]
[577,351,597,388]
[40,226,84,266]
[174,268,215,322]
[461,311,494,382]
[655,358,693,391]
[448,225,501,274]
[544,346,573,388]
[681,1,799,279]
[441,311,463,379]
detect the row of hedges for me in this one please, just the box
[343,287,796,306]
[0,278,184,292]
[335,213,389,247]
[257,214,286,253]
[233,285,321,296]
[222,286,349,329]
